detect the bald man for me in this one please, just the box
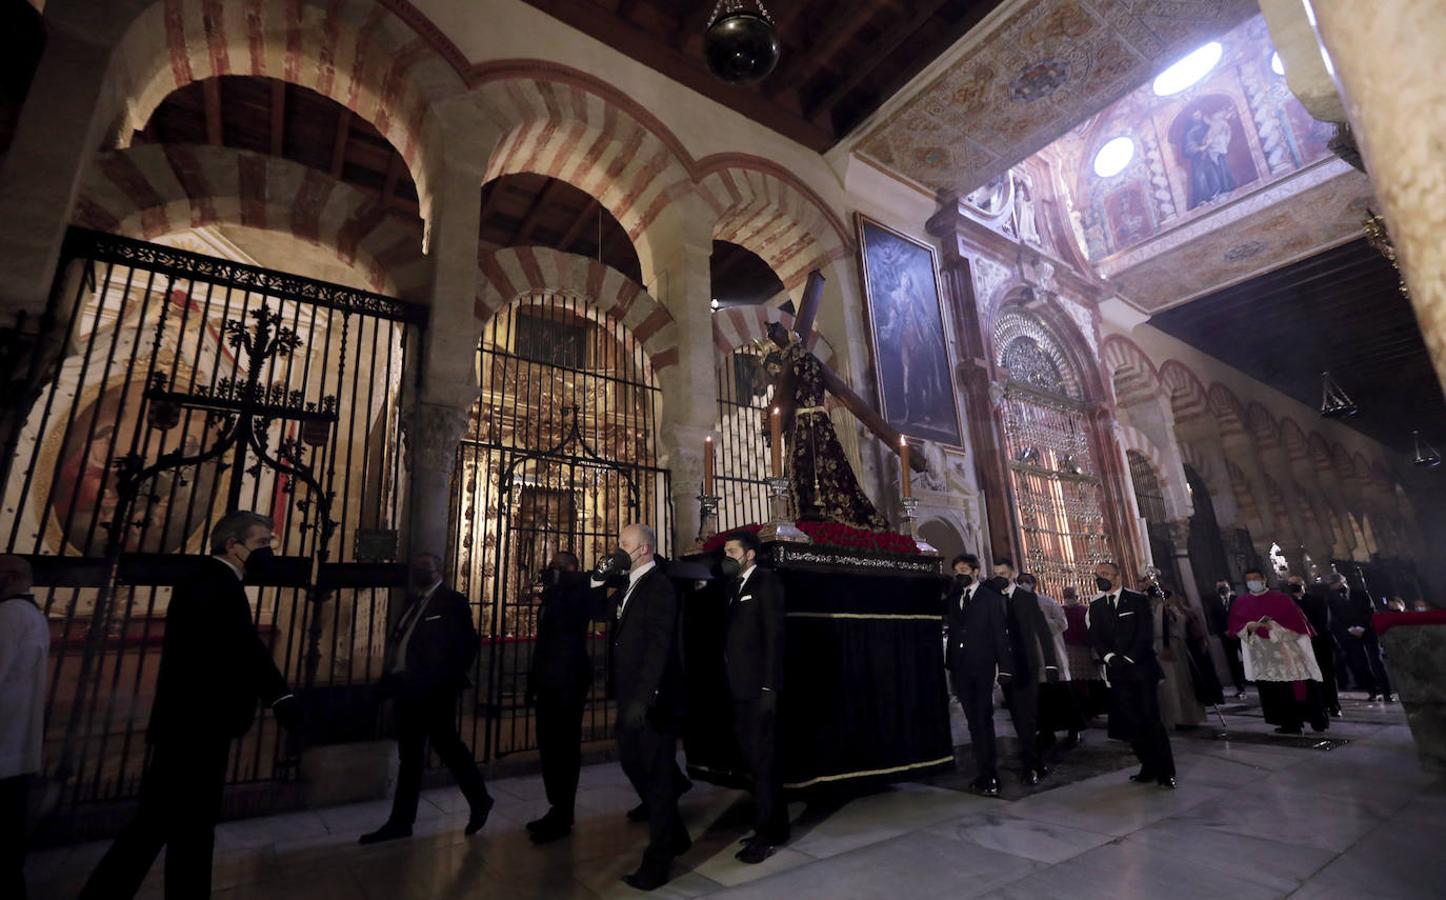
[596,523,689,891]
[1,555,46,900]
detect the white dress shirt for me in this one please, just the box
[391,579,442,673]
[617,559,657,619]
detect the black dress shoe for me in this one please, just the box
[1384,695,1396,704]
[626,802,649,822]
[1022,769,1040,787]
[737,842,779,864]
[1366,693,1379,702]
[1062,731,1082,749]
[465,795,495,836]
[1128,771,1156,784]
[527,808,573,833]
[1035,764,1051,780]
[1273,725,1303,735]
[970,776,1001,796]
[622,867,670,892]
[1157,777,1177,789]
[529,816,573,844]
[358,822,413,845]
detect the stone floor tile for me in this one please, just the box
[926,810,1116,865]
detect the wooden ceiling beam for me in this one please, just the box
[805,0,951,118]
[671,1,717,48]
[203,78,223,146]
[329,108,351,178]
[514,177,564,245]
[269,80,286,157]
[559,197,601,253]
[768,0,877,95]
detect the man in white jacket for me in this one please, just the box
[0,554,47,900]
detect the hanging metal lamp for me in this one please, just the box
[1412,431,1442,469]
[703,0,781,85]
[1319,370,1358,419]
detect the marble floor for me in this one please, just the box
[26,692,1443,899]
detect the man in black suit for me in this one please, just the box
[358,552,492,844]
[1206,579,1247,698]
[526,551,598,843]
[1087,561,1176,788]
[1291,576,1341,716]
[720,530,788,863]
[1326,572,1394,702]
[80,511,302,899]
[991,558,1060,785]
[598,523,689,891]
[945,554,1013,796]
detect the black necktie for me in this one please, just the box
[961,588,972,611]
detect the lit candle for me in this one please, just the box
[770,406,783,477]
[703,435,715,495]
[899,435,912,498]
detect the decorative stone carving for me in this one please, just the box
[401,402,472,475]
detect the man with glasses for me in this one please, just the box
[81,511,302,898]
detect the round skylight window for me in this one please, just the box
[1270,51,1284,76]
[1092,136,1135,178]
[1152,42,1224,96]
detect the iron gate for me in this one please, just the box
[3,229,423,821]
[452,289,670,763]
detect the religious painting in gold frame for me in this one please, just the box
[855,214,963,448]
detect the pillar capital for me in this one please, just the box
[400,398,473,476]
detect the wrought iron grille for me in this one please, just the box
[4,228,422,818]
[714,347,773,530]
[1000,357,1110,598]
[452,289,669,762]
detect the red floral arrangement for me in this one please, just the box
[702,521,919,555]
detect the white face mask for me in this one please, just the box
[1246,579,1266,594]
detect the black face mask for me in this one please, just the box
[412,569,438,589]
[243,545,275,581]
[985,575,1009,592]
[953,572,974,588]
[1217,586,1231,597]
[1095,576,1113,592]
[1288,584,1304,595]
[714,556,742,579]
[611,547,633,571]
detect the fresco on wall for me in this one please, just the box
[1170,95,1259,209]
[1030,15,1335,261]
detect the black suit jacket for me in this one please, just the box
[1003,585,1060,680]
[944,581,1012,679]
[389,586,478,698]
[1330,588,1378,641]
[724,565,786,700]
[1086,588,1161,681]
[149,557,291,743]
[610,564,684,721]
[1297,586,1332,637]
[530,573,599,695]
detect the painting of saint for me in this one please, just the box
[1103,183,1153,250]
[1170,95,1260,210]
[857,216,962,448]
[49,372,224,556]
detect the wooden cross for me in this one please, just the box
[768,270,928,475]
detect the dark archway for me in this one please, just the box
[1184,463,1232,596]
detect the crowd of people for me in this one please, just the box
[0,512,1422,897]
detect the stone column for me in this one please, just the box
[647,193,718,552]
[0,24,122,321]
[1167,518,1204,611]
[404,124,489,566]
[1310,2,1446,392]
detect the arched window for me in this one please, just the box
[994,311,1109,598]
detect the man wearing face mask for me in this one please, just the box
[526,551,598,843]
[1291,576,1341,716]
[81,511,302,899]
[1086,561,1176,788]
[596,523,689,891]
[1228,569,1328,734]
[719,530,788,862]
[1205,579,1247,698]
[989,558,1060,785]
[0,555,46,900]
[358,551,491,845]
[1326,572,1394,703]
[945,554,1013,795]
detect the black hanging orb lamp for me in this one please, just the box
[1319,370,1358,419]
[1412,431,1442,469]
[704,0,781,85]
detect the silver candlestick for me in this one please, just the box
[692,491,721,550]
[899,496,938,554]
[758,475,809,543]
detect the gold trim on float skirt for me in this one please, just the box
[785,612,944,621]
[782,755,956,789]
